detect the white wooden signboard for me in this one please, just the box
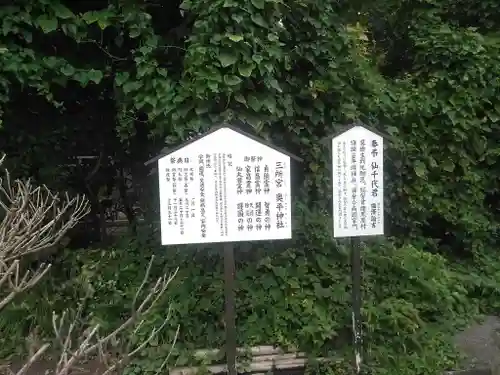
[158,127,292,245]
[331,125,384,238]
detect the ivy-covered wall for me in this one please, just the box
[0,0,500,374]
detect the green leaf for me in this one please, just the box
[62,23,77,36]
[238,63,255,77]
[44,56,59,69]
[140,47,153,56]
[224,75,242,85]
[81,10,111,26]
[472,135,486,155]
[264,95,276,113]
[231,14,243,23]
[22,31,32,43]
[487,111,499,123]
[442,159,455,172]
[414,161,427,178]
[98,19,110,30]
[82,11,98,24]
[218,52,238,67]
[251,14,267,28]
[267,78,282,92]
[267,33,279,42]
[252,55,263,64]
[195,106,209,115]
[88,69,104,84]
[429,157,437,168]
[180,0,193,10]
[207,81,218,92]
[251,0,265,9]
[234,94,247,105]
[74,71,89,87]
[129,27,141,38]
[53,3,74,19]
[247,95,261,111]
[36,16,58,33]
[227,34,244,42]
[386,126,399,135]
[115,72,130,86]
[61,64,75,77]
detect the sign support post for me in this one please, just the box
[224,242,237,375]
[329,122,385,375]
[350,237,363,374]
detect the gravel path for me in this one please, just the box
[454,315,500,370]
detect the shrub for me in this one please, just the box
[1,205,493,375]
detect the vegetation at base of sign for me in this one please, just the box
[0,0,500,374]
[1,205,500,375]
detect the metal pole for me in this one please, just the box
[224,242,237,375]
[350,237,363,374]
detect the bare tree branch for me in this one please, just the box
[45,258,179,375]
[0,155,179,375]
[0,154,91,262]
[14,344,50,375]
[0,154,91,312]
[0,260,51,311]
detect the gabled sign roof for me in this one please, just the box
[321,120,388,145]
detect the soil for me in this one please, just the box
[0,357,114,375]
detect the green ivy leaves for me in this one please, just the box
[2,2,500,375]
[218,52,238,67]
[1,0,499,266]
[414,161,427,178]
[226,34,244,42]
[442,159,455,173]
[251,14,267,28]
[2,227,485,375]
[87,69,104,84]
[250,0,265,10]
[223,75,242,85]
[52,3,74,19]
[238,63,254,77]
[81,9,115,29]
[36,16,58,33]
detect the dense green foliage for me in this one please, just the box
[2,208,500,375]
[1,0,500,247]
[1,0,500,374]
